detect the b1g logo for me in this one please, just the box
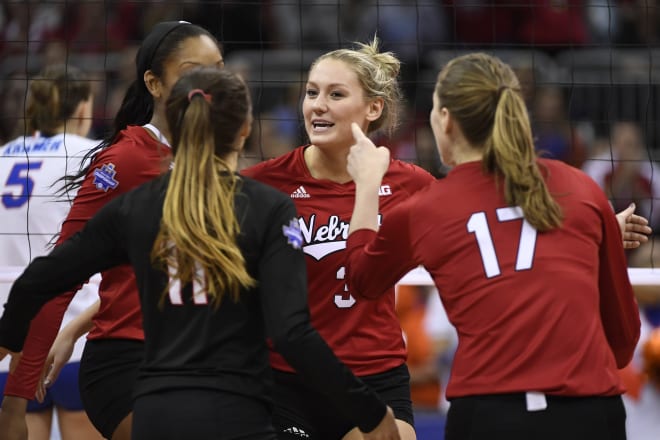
[378,184,392,196]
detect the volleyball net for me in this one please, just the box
[1,1,659,288]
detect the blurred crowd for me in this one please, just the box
[2,2,660,439]
[2,1,660,55]
[2,1,660,150]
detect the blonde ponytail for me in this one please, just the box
[153,69,255,308]
[436,53,562,231]
[486,88,562,231]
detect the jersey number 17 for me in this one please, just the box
[467,206,538,278]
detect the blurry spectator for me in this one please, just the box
[395,285,442,412]
[373,104,445,178]
[195,0,275,53]
[104,45,141,134]
[516,0,589,51]
[41,41,68,68]
[513,62,537,108]
[354,0,448,66]
[532,86,588,168]
[85,70,109,140]
[0,1,63,54]
[414,124,448,179]
[442,0,517,46]
[242,114,297,166]
[0,71,29,144]
[422,286,457,414]
[585,0,619,43]
[373,104,419,162]
[46,1,141,53]
[141,1,200,39]
[270,0,360,49]
[583,121,660,232]
[238,81,300,168]
[621,317,660,440]
[615,0,660,45]
[265,81,305,147]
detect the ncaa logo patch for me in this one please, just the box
[282,218,303,250]
[93,163,119,192]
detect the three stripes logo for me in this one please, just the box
[282,427,310,438]
[290,185,311,199]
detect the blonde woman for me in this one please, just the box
[346,53,643,440]
[0,68,400,440]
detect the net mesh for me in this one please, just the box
[1,2,659,437]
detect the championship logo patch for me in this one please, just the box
[282,218,303,250]
[93,163,119,192]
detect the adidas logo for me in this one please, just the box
[291,185,311,199]
[282,427,310,438]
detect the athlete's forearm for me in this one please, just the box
[61,299,99,341]
[2,293,74,399]
[349,181,381,234]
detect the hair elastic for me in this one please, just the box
[188,89,212,103]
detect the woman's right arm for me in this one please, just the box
[1,208,96,401]
[1,147,135,400]
[0,144,145,400]
[35,300,100,402]
[345,123,419,299]
[260,197,398,439]
[593,182,641,367]
[0,196,128,355]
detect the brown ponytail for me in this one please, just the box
[152,68,255,307]
[436,53,562,231]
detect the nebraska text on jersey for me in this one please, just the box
[299,214,383,260]
[298,214,384,260]
[93,163,119,192]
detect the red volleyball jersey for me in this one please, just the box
[347,159,641,398]
[4,126,169,399]
[243,146,434,376]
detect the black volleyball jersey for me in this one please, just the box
[0,172,386,432]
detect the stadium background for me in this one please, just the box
[1,1,660,439]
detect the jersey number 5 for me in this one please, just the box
[2,161,43,209]
[467,206,538,278]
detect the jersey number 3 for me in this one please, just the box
[2,161,43,209]
[467,206,538,278]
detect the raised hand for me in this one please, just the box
[615,203,653,249]
[36,329,76,403]
[347,122,390,187]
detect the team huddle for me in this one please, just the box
[0,20,651,440]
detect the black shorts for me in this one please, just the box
[78,338,144,439]
[272,363,413,440]
[132,389,277,440]
[445,393,627,440]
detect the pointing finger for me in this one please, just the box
[351,122,368,142]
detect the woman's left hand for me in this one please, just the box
[616,203,653,249]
